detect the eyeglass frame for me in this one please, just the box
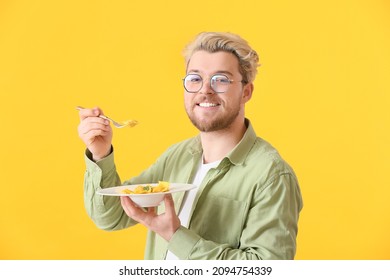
[182,73,246,94]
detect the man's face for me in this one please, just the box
[184,50,250,132]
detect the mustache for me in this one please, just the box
[194,97,222,104]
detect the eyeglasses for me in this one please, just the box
[182,73,244,94]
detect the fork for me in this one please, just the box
[76,106,138,128]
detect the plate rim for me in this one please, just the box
[96,183,196,197]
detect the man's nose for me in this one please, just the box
[199,79,215,94]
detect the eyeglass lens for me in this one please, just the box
[183,74,231,93]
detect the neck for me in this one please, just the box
[200,117,247,163]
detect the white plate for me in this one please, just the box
[97,183,197,207]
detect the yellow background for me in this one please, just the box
[0,0,389,259]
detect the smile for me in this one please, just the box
[198,102,219,108]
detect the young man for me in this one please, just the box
[78,32,303,260]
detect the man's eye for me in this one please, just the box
[214,76,230,84]
[186,74,202,83]
[190,77,201,82]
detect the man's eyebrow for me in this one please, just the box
[215,70,234,76]
[186,69,234,76]
[187,69,200,73]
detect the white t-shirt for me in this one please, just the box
[165,158,221,260]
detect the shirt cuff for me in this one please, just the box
[85,147,115,177]
[167,226,201,259]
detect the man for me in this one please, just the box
[77,32,303,260]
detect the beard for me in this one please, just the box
[185,102,241,132]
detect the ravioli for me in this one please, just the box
[121,181,170,194]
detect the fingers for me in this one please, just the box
[77,107,111,141]
[162,194,181,241]
[120,196,160,227]
[120,196,136,216]
[77,119,110,146]
[78,117,110,135]
[77,106,109,138]
[164,194,176,216]
[120,196,150,223]
[78,106,104,121]
[120,195,175,220]
[147,207,156,215]
[120,194,180,241]
[77,106,113,160]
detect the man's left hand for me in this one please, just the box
[120,194,180,241]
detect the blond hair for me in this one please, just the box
[183,32,260,84]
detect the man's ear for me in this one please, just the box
[242,83,254,103]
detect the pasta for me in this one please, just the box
[121,181,170,194]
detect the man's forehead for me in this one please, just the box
[186,50,240,74]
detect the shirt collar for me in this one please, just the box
[226,118,257,166]
[188,118,257,166]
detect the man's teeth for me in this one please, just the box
[199,103,218,107]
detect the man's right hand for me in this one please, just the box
[77,107,113,161]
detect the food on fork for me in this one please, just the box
[76,106,138,128]
[122,119,139,128]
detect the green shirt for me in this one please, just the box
[84,120,303,260]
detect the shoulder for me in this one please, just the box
[245,137,298,186]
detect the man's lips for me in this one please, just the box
[197,102,220,108]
